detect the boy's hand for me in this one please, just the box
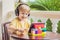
[15,30,24,37]
[15,29,28,37]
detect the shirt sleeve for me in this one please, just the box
[9,18,17,29]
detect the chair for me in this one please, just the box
[2,22,11,40]
[2,22,28,40]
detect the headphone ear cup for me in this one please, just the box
[15,8,19,16]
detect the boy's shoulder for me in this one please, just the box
[9,17,19,26]
[11,17,19,22]
[10,17,18,24]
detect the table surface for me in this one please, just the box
[9,31,60,40]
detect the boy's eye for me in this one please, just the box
[26,14,27,15]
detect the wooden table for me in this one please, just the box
[9,31,60,40]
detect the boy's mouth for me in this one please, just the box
[22,17,24,18]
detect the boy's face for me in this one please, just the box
[18,5,30,20]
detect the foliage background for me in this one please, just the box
[27,0,60,11]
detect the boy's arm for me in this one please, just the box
[7,24,17,34]
[24,20,31,34]
[8,24,24,37]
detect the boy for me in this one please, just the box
[9,3,31,37]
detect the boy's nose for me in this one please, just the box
[24,15,28,17]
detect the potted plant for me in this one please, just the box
[37,19,41,22]
[57,21,60,33]
[46,18,52,32]
[30,18,34,23]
